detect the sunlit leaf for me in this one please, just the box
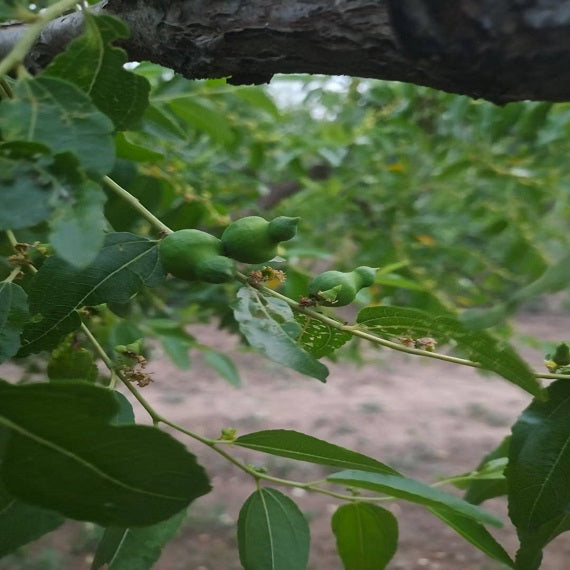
[233,287,328,381]
[235,429,399,475]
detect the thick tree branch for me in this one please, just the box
[3,1,570,103]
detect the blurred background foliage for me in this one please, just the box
[11,66,566,376]
[110,67,570,320]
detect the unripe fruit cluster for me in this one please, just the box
[160,216,377,307]
[159,216,299,284]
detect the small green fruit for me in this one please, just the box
[221,215,299,263]
[308,266,377,306]
[552,342,570,366]
[159,229,236,283]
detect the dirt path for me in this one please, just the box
[142,312,569,570]
[2,311,569,569]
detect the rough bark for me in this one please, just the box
[3,0,570,103]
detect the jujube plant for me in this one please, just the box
[1,5,570,570]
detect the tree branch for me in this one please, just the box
[3,0,570,103]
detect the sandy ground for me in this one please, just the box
[2,310,570,570]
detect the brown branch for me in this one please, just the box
[3,1,570,102]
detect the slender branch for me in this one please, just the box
[80,318,401,503]
[103,176,173,235]
[3,266,22,283]
[238,275,570,382]
[0,0,79,77]
[5,230,18,248]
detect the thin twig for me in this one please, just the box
[103,176,173,235]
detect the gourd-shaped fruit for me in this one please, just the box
[308,266,377,306]
[221,216,299,263]
[159,229,236,283]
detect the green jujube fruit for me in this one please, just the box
[221,216,299,263]
[308,266,377,306]
[552,342,570,366]
[159,229,236,283]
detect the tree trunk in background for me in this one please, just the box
[3,0,570,103]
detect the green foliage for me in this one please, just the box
[327,471,502,527]
[0,381,211,526]
[234,429,399,474]
[233,287,329,381]
[0,482,65,558]
[507,381,570,569]
[237,488,310,570]
[19,233,163,356]
[331,503,398,570]
[294,314,352,357]
[0,77,114,174]
[357,306,543,397]
[2,8,570,569]
[44,14,150,131]
[91,509,187,570]
[0,282,28,363]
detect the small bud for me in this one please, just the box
[220,427,238,441]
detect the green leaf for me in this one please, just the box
[91,509,186,570]
[428,509,514,568]
[169,98,235,147]
[327,471,502,527]
[0,381,211,527]
[0,152,53,231]
[463,436,510,505]
[234,430,399,475]
[511,253,570,303]
[295,314,352,358]
[111,391,136,426]
[237,488,310,570]
[357,306,450,343]
[44,14,150,131]
[19,232,164,356]
[204,349,241,387]
[115,132,164,162]
[234,87,281,118]
[439,316,543,399]
[0,476,65,557]
[357,306,543,398]
[0,77,114,174]
[145,319,195,370]
[0,282,28,363]
[49,180,107,267]
[331,503,398,570]
[461,254,570,330]
[47,339,98,383]
[233,287,328,382]
[507,380,570,568]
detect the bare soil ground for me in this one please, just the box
[2,310,570,570]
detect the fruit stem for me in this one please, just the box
[103,176,173,236]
